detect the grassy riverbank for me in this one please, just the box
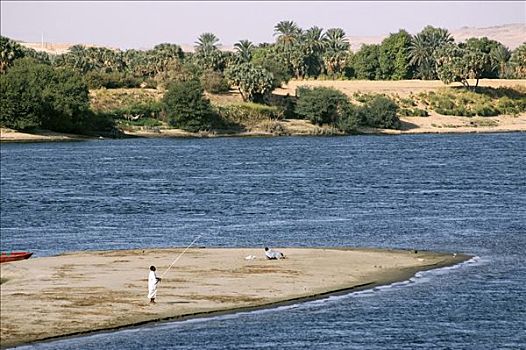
[2,79,525,142]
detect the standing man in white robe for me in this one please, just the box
[148,265,162,303]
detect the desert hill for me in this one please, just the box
[349,23,525,51]
[16,24,525,55]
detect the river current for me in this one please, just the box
[1,133,525,349]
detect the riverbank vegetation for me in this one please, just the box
[1,22,525,136]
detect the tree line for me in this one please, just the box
[1,21,525,134]
[2,22,525,86]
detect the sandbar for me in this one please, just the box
[0,247,470,347]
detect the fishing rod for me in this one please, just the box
[160,234,202,278]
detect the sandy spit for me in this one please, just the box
[0,247,469,348]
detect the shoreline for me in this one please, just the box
[1,119,525,144]
[0,247,470,348]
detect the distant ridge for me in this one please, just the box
[16,23,525,54]
[450,23,525,49]
[349,23,525,51]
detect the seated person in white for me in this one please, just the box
[264,247,285,260]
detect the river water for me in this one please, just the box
[1,133,525,349]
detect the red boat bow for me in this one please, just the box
[0,252,33,263]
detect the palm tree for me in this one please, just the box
[195,33,220,54]
[491,45,511,77]
[301,26,325,76]
[429,27,453,48]
[409,26,453,79]
[408,34,432,79]
[304,27,323,45]
[234,40,254,63]
[322,28,350,76]
[274,20,302,47]
[323,28,350,52]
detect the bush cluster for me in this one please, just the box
[84,71,143,89]
[357,95,401,129]
[215,103,283,127]
[103,101,163,120]
[200,70,230,94]
[295,86,401,131]
[295,86,351,126]
[424,87,526,117]
[399,108,429,117]
[162,79,219,132]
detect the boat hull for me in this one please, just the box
[0,252,33,263]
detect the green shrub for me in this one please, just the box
[353,92,375,103]
[295,86,351,125]
[84,71,141,89]
[104,101,163,120]
[496,96,526,115]
[399,108,429,117]
[216,103,283,126]
[474,104,499,117]
[162,79,217,132]
[200,70,230,94]
[422,86,526,117]
[358,95,401,129]
[336,103,360,132]
[399,97,417,108]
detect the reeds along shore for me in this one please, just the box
[0,247,470,348]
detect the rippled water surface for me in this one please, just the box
[1,134,525,349]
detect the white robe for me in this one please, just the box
[148,270,159,299]
[265,249,284,259]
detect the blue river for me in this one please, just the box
[1,133,525,349]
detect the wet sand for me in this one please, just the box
[0,247,469,347]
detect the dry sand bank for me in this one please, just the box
[0,248,469,347]
[274,79,526,98]
[0,128,88,143]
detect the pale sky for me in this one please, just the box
[1,1,525,49]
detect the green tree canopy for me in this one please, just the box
[0,36,25,73]
[192,34,225,72]
[295,86,351,126]
[463,37,509,78]
[251,46,291,88]
[195,33,221,54]
[436,43,491,88]
[508,43,526,78]
[353,44,381,80]
[0,58,90,131]
[379,30,413,80]
[224,62,274,103]
[409,26,453,79]
[162,79,216,132]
